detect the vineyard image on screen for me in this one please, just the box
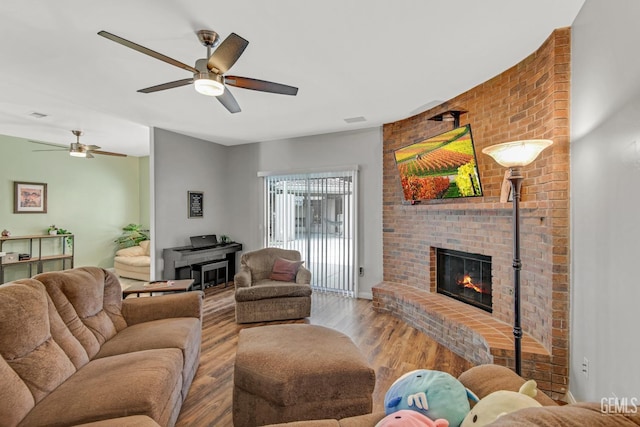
[394,124,483,201]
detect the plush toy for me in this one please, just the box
[375,409,449,427]
[460,379,542,427]
[384,369,478,427]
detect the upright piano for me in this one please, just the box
[163,234,242,280]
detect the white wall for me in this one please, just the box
[226,127,383,298]
[152,128,231,280]
[571,0,640,401]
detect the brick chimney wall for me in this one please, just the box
[381,28,570,394]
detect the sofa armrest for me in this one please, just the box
[122,291,203,326]
[115,245,145,257]
[234,267,252,288]
[458,364,557,406]
[296,265,311,284]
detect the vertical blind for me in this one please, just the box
[262,170,358,297]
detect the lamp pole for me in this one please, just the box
[482,139,553,377]
[507,167,524,376]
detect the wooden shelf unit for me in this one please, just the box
[0,234,74,283]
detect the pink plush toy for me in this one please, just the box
[376,410,449,427]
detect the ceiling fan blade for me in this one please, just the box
[85,152,95,159]
[92,150,127,157]
[29,140,67,148]
[225,76,298,96]
[98,31,198,74]
[82,144,101,151]
[216,88,241,114]
[138,78,194,93]
[207,33,249,74]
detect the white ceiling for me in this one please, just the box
[0,0,585,157]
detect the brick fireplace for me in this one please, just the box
[374,28,570,399]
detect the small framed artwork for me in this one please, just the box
[188,191,204,218]
[14,181,48,213]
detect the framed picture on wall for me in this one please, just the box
[14,181,48,213]
[188,191,204,218]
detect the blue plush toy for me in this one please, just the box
[384,369,478,427]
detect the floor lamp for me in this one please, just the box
[482,139,553,376]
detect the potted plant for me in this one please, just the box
[115,224,150,250]
[220,235,230,244]
[56,227,73,250]
[47,225,58,235]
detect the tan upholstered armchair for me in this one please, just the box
[234,248,312,323]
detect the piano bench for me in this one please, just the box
[191,260,229,289]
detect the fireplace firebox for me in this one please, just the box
[436,248,492,312]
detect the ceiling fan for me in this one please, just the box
[98,29,298,114]
[31,130,126,158]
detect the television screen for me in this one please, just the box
[394,124,482,202]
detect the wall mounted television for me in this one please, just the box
[394,124,483,202]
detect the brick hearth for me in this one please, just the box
[379,28,570,400]
[373,282,554,393]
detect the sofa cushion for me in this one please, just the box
[458,364,558,406]
[96,317,200,360]
[235,281,312,302]
[72,415,161,427]
[487,402,640,426]
[35,267,128,359]
[270,258,304,282]
[0,280,77,404]
[19,348,184,427]
[95,317,201,397]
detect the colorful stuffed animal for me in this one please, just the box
[460,379,542,427]
[376,409,449,427]
[384,369,478,427]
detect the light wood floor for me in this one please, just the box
[175,284,474,427]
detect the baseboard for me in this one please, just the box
[358,291,373,300]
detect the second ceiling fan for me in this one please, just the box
[98,29,298,114]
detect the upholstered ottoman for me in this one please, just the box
[233,324,376,427]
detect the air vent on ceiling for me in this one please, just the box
[28,111,49,119]
[344,116,367,124]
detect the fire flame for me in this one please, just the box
[458,274,485,294]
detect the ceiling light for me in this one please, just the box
[482,139,553,168]
[69,142,87,157]
[194,74,224,97]
[69,150,87,158]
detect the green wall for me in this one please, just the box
[0,134,149,282]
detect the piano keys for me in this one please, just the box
[163,235,242,281]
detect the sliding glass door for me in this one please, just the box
[263,170,358,296]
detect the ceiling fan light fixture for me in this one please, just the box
[69,142,87,157]
[194,73,224,97]
[69,150,87,158]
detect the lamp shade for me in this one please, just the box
[482,139,553,168]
